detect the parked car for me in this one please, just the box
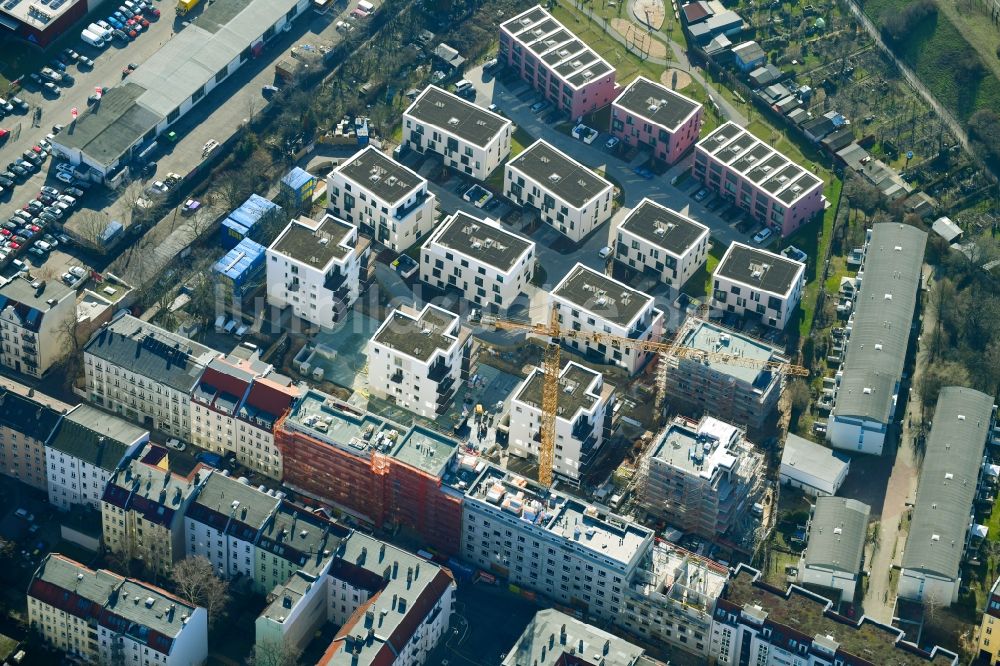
[693,187,709,202]
[42,82,60,96]
[64,187,84,198]
[605,136,620,151]
[57,194,76,206]
[78,56,95,69]
[56,171,74,184]
[752,227,773,244]
[10,96,28,112]
[529,100,549,113]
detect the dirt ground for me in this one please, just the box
[661,68,693,90]
[610,18,669,59]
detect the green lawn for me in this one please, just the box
[486,126,535,192]
[683,242,725,300]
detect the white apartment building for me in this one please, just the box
[185,471,281,581]
[460,465,655,624]
[45,405,148,511]
[84,313,219,440]
[403,85,512,180]
[0,276,76,378]
[505,140,613,243]
[420,211,535,310]
[190,355,299,479]
[266,214,369,331]
[28,554,208,666]
[367,304,473,419]
[613,198,710,290]
[505,610,649,665]
[711,242,805,329]
[327,147,438,252]
[508,362,614,484]
[551,263,663,375]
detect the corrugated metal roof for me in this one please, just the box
[213,238,266,281]
[804,497,870,574]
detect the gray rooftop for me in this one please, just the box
[553,263,652,328]
[675,319,781,386]
[31,553,123,612]
[0,275,74,311]
[84,314,217,393]
[780,434,850,489]
[335,147,425,205]
[372,304,462,362]
[430,212,533,272]
[106,578,198,639]
[804,497,870,574]
[189,472,280,534]
[503,609,646,666]
[515,362,601,421]
[508,140,611,208]
[54,83,155,167]
[618,198,709,256]
[902,387,994,580]
[715,242,805,296]
[405,85,511,148]
[389,425,458,477]
[270,215,356,268]
[613,76,701,132]
[834,224,926,423]
[47,405,147,472]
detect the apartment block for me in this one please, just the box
[611,76,703,165]
[505,140,613,243]
[711,242,805,329]
[190,355,299,479]
[318,533,456,665]
[978,576,1000,665]
[499,5,618,119]
[266,214,370,330]
[613,198,709,289]
[508,362,615,484]
[367,304,473,418]
[420,211,535,311]
[505,609,653,666]
[403,85,512,180]
[0,276,76,378]
[460,465,655,623]
[101,447,206,577]
[828,223,927,454]
[276,389,465,554]
[28,553,208,666]
[694,122,826,237]
[46,404,148,511]
[661,318,786,433]
[327,147,437,252]
[710,564,958,666]
[899,387,996,606]
[638,415,765,544]
[84,313,219,440]
[0,388,64,491]
[551,263,663,375]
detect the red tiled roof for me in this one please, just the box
[683,2,710,22]
[245,379,297,417]
[199,365,251,402]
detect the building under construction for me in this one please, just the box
[659,318,786,433]
[275,389,464,554]
[637,414,765,548]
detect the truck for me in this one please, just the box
[80,29,105,48]
[177,0,200,15]
[88,22,111,40]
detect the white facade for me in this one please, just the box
[327,147,438,252]
[711,242,805,329]
[778,433,850,497]
[613,198,710,289]
[266,214,366,330]
[420,212,535,310]
[504,140,614,243]
[403,85,512,181]
[367,304,471,419]
[508,362,614,483]
[0,277,76,378]
[551,263,663,375]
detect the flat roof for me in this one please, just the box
[613,76,701,132]
[715,242,805,296]
[501,5,614,91]
[429,212,533,272]
[284,390,393,457]
[698,122,823,206]
[504,609,646,666]
[834,224,926,422]
[804,497,870,574]
[335,147,424,205]
[0,0,82,29]
[508,140,611,208]
[389,425,458,477]
[618,198,709,256]
[515,362,601,420]
[675,319,780,387]
[48,404,147,472]
[650,415,744,479]
[372,304,462,363]
[0,274,74,311]
[780,434,850,488]
[903,387,994,581]
[552,263,652,328]
[269,215,356,268]
[405,85,511,148]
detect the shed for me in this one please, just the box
[931,216,963,244]
[280,167,317,208]
[220,194,281,248]
[213,238,266,299]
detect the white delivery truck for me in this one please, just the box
[357,0,374,12]
[89,22,112,40]
[81,29,105,48]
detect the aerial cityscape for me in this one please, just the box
[0,0,997,663]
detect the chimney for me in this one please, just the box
[397,597,406,613]
[392,560,398,578]
[578,639,584,653]
[392,594,397,610]
[379,543,386,562]
[406,566,413,589]
[603,639,610,655]
[560,624,567,645]
[414,563,419,580]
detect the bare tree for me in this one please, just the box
[76,211,109,250]
[170,556,231,628]
[246,640,302,666]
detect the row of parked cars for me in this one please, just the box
[4,182,81,266]
[84,0,159,48]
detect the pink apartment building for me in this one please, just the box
[610,76,703,165]
[499,5,618,120]
[693,121,826,237]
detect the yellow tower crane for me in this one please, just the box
[482,307,808,486]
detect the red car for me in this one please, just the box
[128,28,137,38]
[28,224,40,233]
[140,17,150,27]
[9,241,20,250]
[0,229,11,237]
[145,6,160,17]
[0,128,9,141]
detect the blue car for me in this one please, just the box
[107,16,123,28]
[113,11,126,22]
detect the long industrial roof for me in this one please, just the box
[804,497,869,575]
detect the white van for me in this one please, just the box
[81,29,105,48]
[357,0,374,11]
[455,79,472,92]
[88,22,111,40]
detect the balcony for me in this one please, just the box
[286,280,300,292]
[21,332,35,343]
[436,374,455,395]
[324,269,348,293]
[571,418,592,442]
[437,385,457,405]
[390,370,404,384]
[394,191,430,221]
[427,359,451,382]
